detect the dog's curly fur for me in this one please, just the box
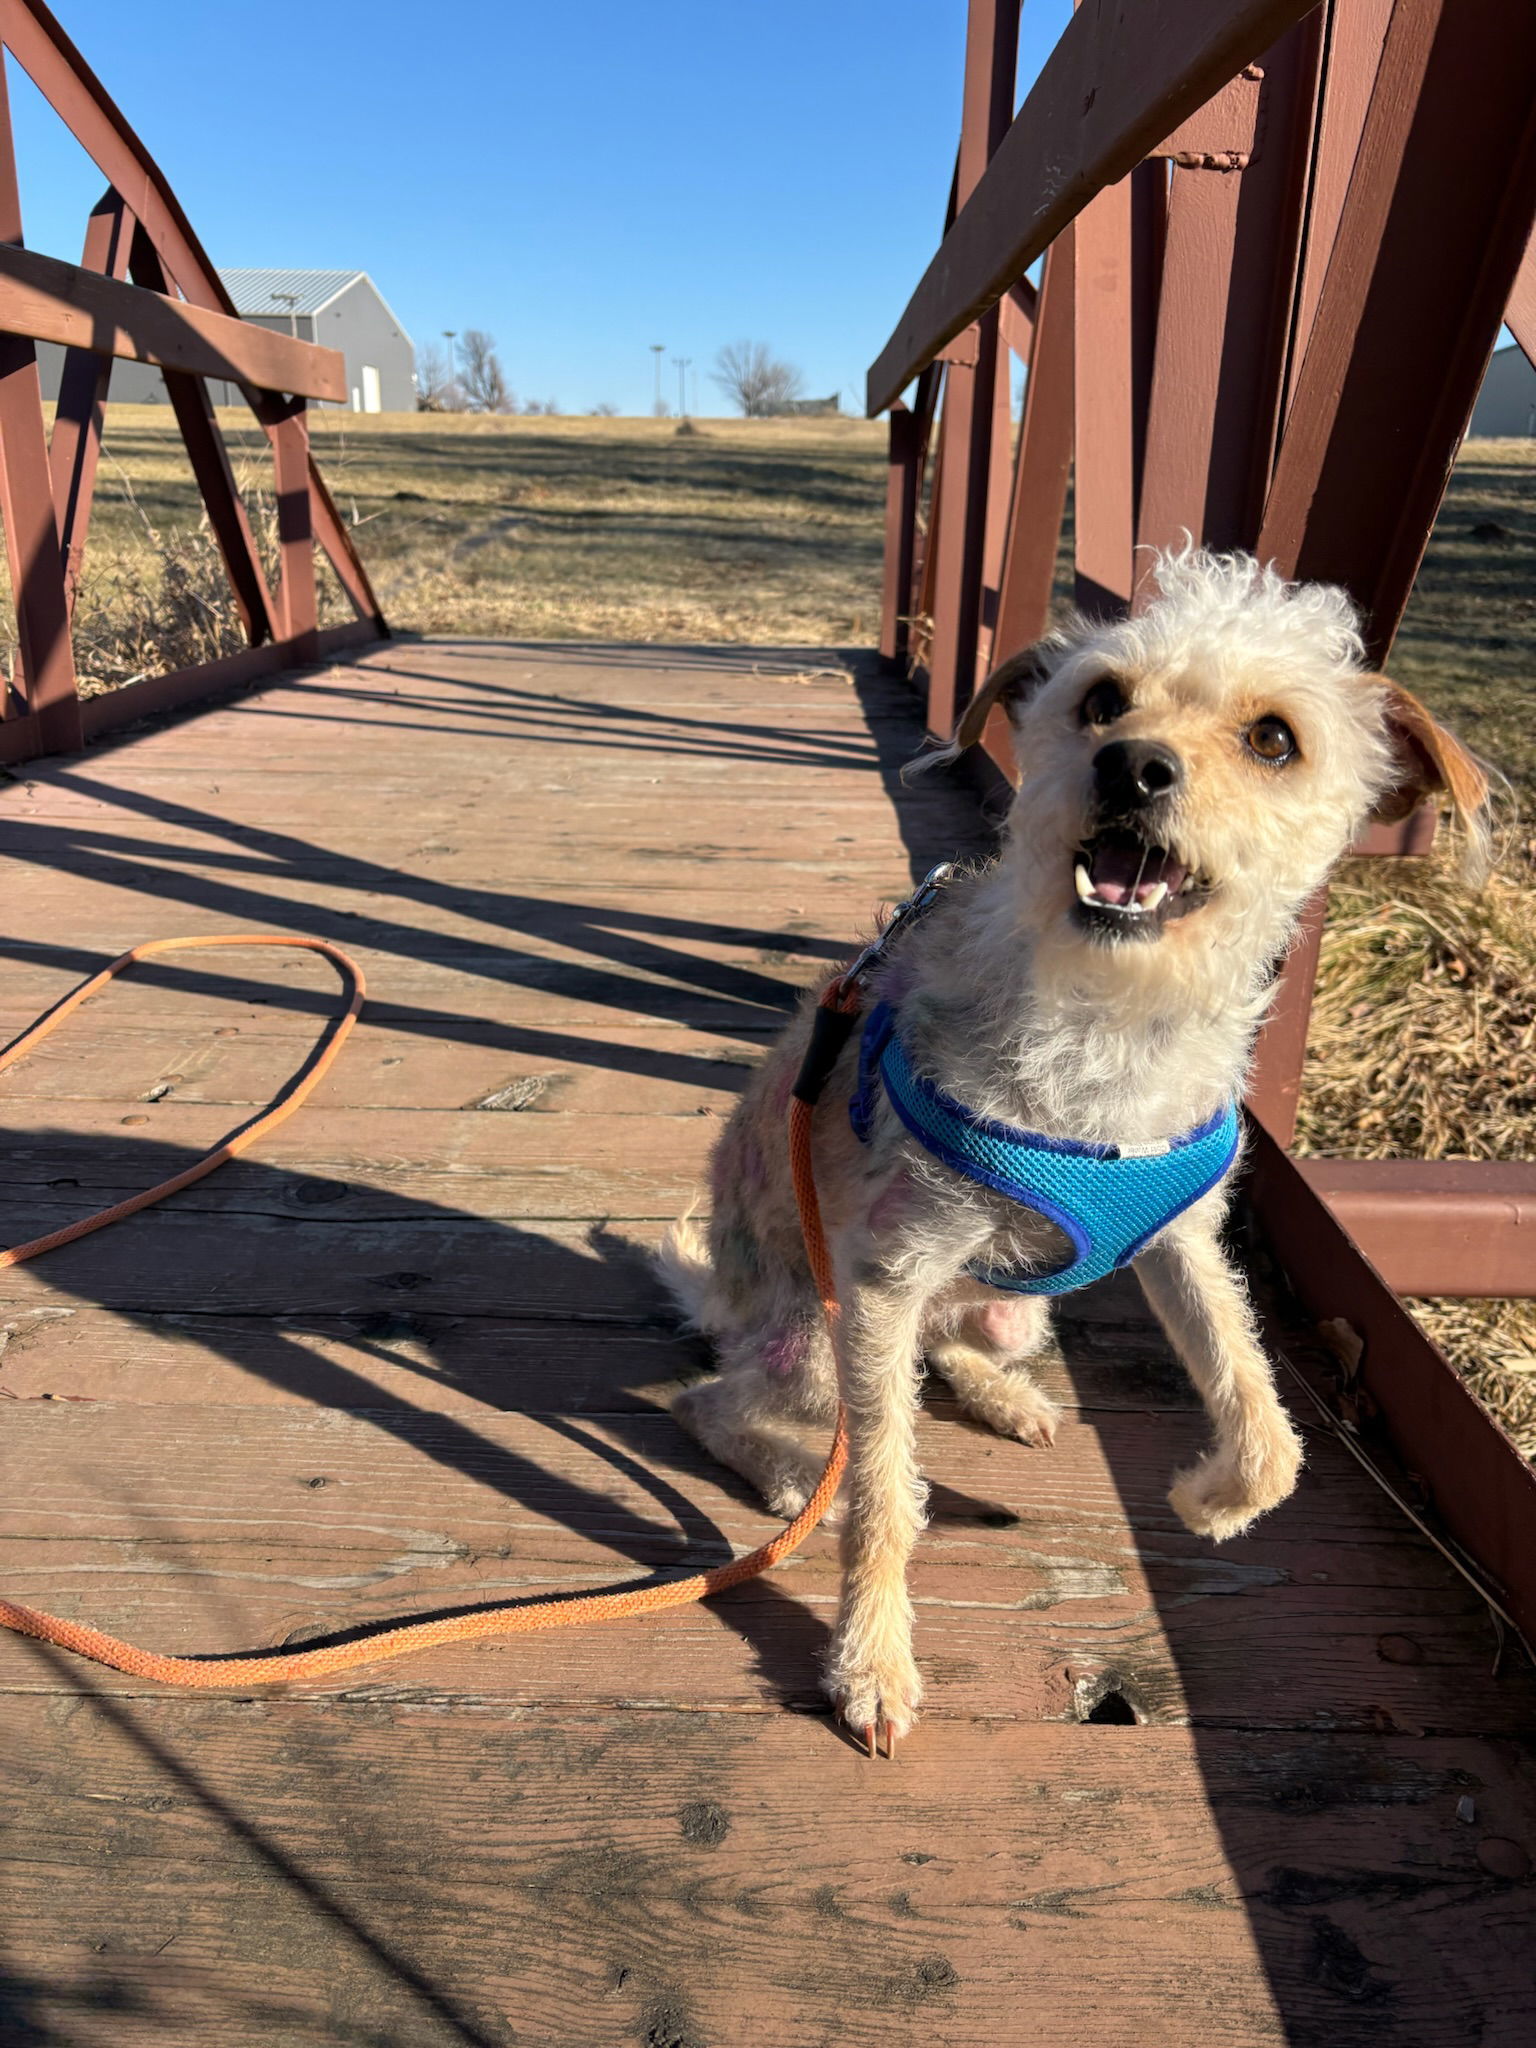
[659,547,1487,1748]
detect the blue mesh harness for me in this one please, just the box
[849,1002,1240,1296]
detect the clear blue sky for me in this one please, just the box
[10,0,1071,415]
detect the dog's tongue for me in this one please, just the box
[1088,839,1187,906]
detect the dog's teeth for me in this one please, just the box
[1180,873,1197,894]
[1141,880,1168,911]
[1074,862,1096,903]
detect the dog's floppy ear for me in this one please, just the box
[1374,676,1492,878]
[902,642,1051,784]
[949,644,1051,785]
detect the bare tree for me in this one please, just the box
[712,340,804,417]
[415,343,463,411]
[459,329,515,413]
[588,400,619,417]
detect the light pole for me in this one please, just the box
[271,290,299,339]
[650,343,666,417]
[672,356,692,420]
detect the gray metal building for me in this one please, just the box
[1468,342,1536,438]
[37,267,416,412]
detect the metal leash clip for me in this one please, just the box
[837,861,956,997]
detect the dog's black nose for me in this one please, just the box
[1092,739,1183,809]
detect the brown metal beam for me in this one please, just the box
[1244,1120,1536,1650]
[1507,223,1536,371]
[1298,1159,1536,1299]
[0,54,76,748]
[1244,889,1327,1145]
[922,0,1020,738]
[127,227,281,648]
[866,0,1321,415]
[1073,174,1139,616]
[1282,0,1394,422]
[1259,0,1536,658]
[1135,18,1324,580]
[997,281,1036,363]
[992,230,1074,680]
[0,239,346,399]
[268,398,318,659]
[1247,804,1437,1144]
[0,0,384,638]
[0,0,233,313]
[879,403,920,669]
[47,188,132,613]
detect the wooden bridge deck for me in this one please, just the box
[2,642,1533,2047]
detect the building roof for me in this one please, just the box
[218,268,414,350]
[219,268,364,317]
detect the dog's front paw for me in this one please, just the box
[1169,1421,1303,1541]
[824,1629,923,1755]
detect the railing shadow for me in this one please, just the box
[1042,1266,1536,2045]
[0,1122,844,1693]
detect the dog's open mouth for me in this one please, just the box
[1072,829,1212,938]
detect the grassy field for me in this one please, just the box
[53,410,891,681]
[23,406,1536,1448]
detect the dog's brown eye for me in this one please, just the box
[1080,678,1127,727]
[1245,715,1297,763]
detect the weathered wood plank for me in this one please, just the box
[0,1020,767,1113]
[0,1212,673,1319]
[3,1402,1529,1734]
[0,1288,1203,1420]
[5,1702,1533,2047]
[0,947,807,1035]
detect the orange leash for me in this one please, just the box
[0,936,366,1270]
[0,948,857,1688]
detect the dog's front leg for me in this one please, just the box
[1134,1207,1303,1540]
[824,1275,927,1753]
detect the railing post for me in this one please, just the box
[48,189,134,615]
[1073,160,1164,618]
[0,56,79,748]
[879,401,920,670]
[921,0,1020,739]
[1245,891,1327,1145]
[1259,0,1536,655]
[1134,25,1325,586]
[270,398,318,661]
[992,230,1075,668]
[127,226,282,647]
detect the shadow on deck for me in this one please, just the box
[0,641,1531,2047]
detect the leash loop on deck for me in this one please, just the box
[0,945,855,1688]
[0,935,367,1270]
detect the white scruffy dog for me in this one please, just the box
[661,548,1488,1753]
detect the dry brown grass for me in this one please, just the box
[17,405,885,668]
[1298,858,1536,1163]
[1293,438,1536,1452]
[21,406,1536,1447]
[3,410,357,692]
[1294,853,1536,1454]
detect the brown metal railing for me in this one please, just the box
[0,0,386,769]
[869,0,1536,1638]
